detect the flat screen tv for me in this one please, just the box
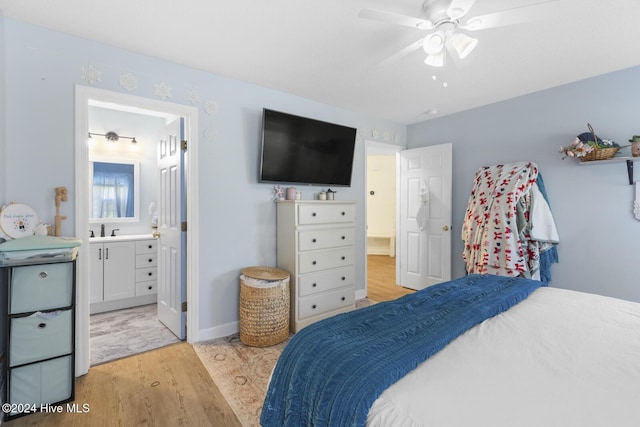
[259,109,357,187]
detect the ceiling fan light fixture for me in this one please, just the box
[451,32,478,59]
[422,32,446,55]
[424,51,445,67]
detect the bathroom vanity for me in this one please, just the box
[89,234,157,314]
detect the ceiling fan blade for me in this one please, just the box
[358,8,434,30]
[447,0,478,20]
[460,0,558,31]
[378,37,425,67]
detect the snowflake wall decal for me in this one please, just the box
[187,90,201,106]
[154,81,172,100]
[80,64,102,85]
[119,73,138,91]
[204,100,218,116]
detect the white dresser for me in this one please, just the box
[277,200,356,332]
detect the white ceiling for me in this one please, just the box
[2,0,640,124]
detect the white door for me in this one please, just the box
[157,118,186,339]
[398,143,452,290]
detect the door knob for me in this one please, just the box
[152,231,160,238]
[442,225,449,231]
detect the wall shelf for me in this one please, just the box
[578,156,640,185]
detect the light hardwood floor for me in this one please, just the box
[367,254,415,302]
[6,257,411,426]
[5,343,241,427]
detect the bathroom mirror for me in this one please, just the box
[89,157,140,222]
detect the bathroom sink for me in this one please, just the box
[90,234,156,242]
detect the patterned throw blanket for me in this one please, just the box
[261,274,543,427]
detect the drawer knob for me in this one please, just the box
[341,211,345,215]
[312,304,317,309]
[341,297,346,301]
[148,258,153,262]
[312,212,317,217]
[312,238,317,243]
[341,236,345,240]
[312,261,317,265]
[341,256,346,260]
[312,283,317,287]
[148,245,153,249]
[38,322,47,329]
[148,272,153,276]
[39,271,48,279]
[341,276,346,281]
[148,285,153,290]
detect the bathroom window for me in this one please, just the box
[90,158,140,222]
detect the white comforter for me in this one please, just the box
[367,286,640,427]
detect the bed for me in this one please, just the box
[260,274,640,427]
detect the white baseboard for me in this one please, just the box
[356,289,367,300]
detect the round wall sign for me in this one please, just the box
[0,203,40,239]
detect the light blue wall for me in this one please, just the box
[408,66,640,303]
[2,19,405,336]
[0,9,6,204]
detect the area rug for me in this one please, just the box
[90,304,180,365]
[194,299,375,427]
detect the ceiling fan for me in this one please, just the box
[359,0,557,67]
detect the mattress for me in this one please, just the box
[367,286,640,427]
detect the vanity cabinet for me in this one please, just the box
[90,236,157,314]
[90,241,135,303]
[1,251,78,421]
[277,200,356,332]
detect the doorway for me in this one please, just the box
[75,86,200,376]
[365,141,412,302]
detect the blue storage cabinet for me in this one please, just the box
[0,237,79,421]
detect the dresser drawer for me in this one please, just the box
[136,281,157,296]
[136,253,157,268]
[10,310,73,367]
[136,240,157,254]
[10,262,73,314]
[298,228,354,251]
[8,355,73,412]
[298,247,354,274]
[298,204,355,225]
[297,287,354,320]
[298,267,354,297]
[136,267,157,282]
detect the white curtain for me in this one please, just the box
[92,162,133,218]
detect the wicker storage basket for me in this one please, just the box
[579,146,619,162]
[239,266,290,347]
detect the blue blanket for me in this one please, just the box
[261,274,543,427]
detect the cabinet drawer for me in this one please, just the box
[298,204,355,225]
[8,355,73,413]
[136,240,157,254]
[298,267,354,297]
[10,310,73,367]
[298,247,354,274]
[10,263,73,314]
[136,267,157,282]
[298,228,354,251]
[136,281,157,296]
[136,253,157,267]
[297,287,354,320]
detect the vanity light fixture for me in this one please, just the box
[89,131,137,144]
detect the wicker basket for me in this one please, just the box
[239,266,290,347]
[579,146,620,162]
[579,123,620,162]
